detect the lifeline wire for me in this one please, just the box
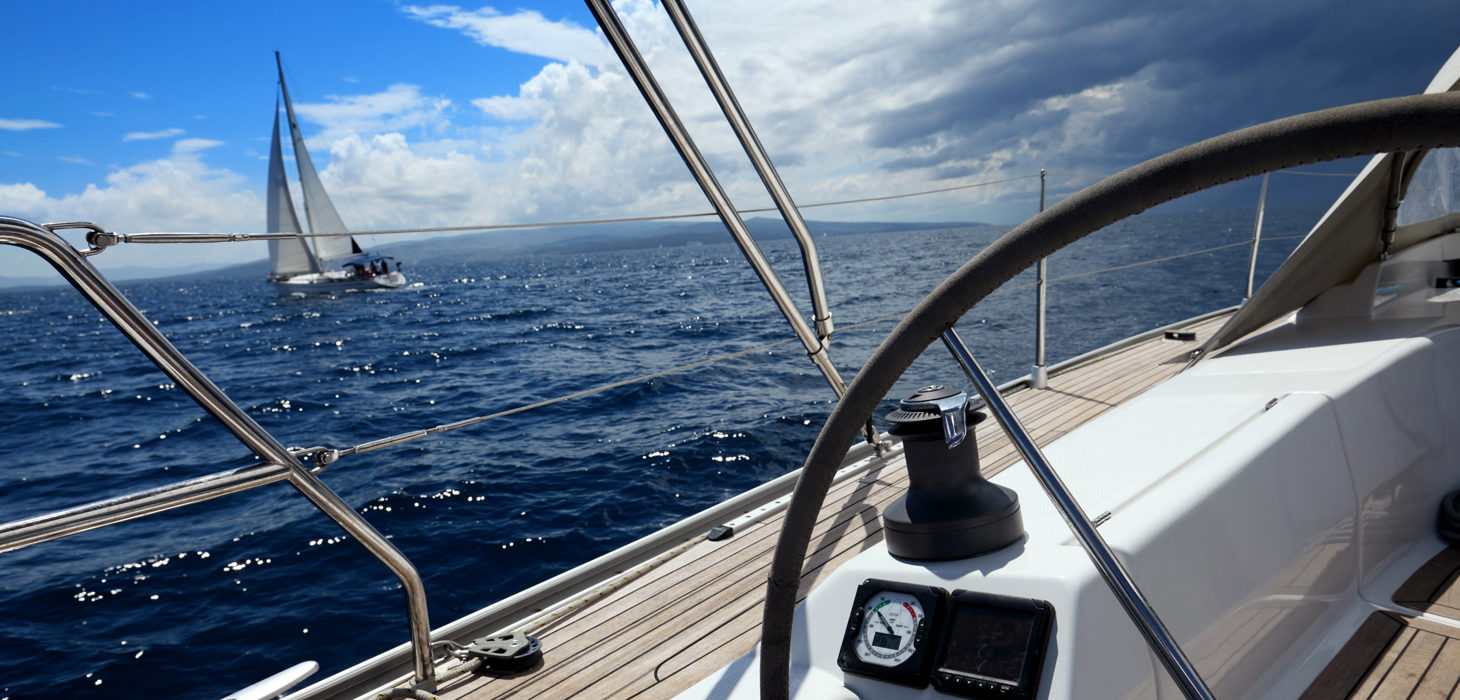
[85,167,1355,245]
[95,174,1045,244]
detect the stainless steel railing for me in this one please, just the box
[0,217,438,689]
[586,0,883,447]
[659,0,836,341]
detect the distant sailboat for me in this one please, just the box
[267,52,405,293]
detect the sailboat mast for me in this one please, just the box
[275,51,326,271]
[274,51,361,266]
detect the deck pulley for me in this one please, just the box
[463,631,543,674]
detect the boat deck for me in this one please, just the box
[426,314,1227,699]
[1301,547,1460,698]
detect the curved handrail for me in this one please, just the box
[0,217,438,688]
[759,91,1460,698]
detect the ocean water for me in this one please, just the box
[0,210,1307,699]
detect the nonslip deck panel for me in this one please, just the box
[430,315,1231,699]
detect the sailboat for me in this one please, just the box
[267,52,405,294]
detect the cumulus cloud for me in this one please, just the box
[291,84,452,146]
[2,148,261,274]
[123,128,185,141]
[302,0,1460,232]
[404,4,610,67]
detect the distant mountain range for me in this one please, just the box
[0,217,982,290]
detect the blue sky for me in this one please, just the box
[2,0,1457,279]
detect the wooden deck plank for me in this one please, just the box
[1300,613,1404,700]
[1301,612,1460,699]
[436,314,1227,699]
[1412,638,1460,699]
[1373,626,1445,699]
[1395,547,1460,620]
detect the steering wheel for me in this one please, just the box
[759,90,1460,699]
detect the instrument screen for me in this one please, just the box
[931,590,1054,699]
[938,604,1036,682]
[837,580,1053,698]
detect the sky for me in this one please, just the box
[2,0,1457,280]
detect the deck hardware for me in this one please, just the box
[707,524,735,541]
[941,326,1215,699]
[43,221,115,257]
[463,631,543,674]
[885,386,1022,560]
[1164,331,1198,341]
[1264,398,1280,411]
[1093,511,1112,527]
[897,385,970,449]
[1033,169,1050,389]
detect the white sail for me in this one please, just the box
[277,57,363,262]
[265,106,318,278]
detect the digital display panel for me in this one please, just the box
[872,631,903,650]
[937,603,1036,683]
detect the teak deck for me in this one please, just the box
[1301,547,1460,699]
[429,315,1227,699]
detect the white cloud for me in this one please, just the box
[291,84,451,146]
[129,91,151,100]
[173,138,224,154]
[5,0,1452,281]
[123,128,185,142]
[403,4,610,67]
[0,118,61,131]
[1,150,261,274]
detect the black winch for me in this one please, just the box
[882,385,1024,560]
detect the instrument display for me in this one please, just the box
[930,590,1054,699]
[837,579,947,687]
[855,590,925,667]
[838,579,1054,698]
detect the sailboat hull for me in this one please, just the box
[271,270,406,294]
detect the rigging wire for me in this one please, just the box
[98,174,1045,244]
[86,168,1353,246]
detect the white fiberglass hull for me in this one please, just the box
[271,271,406,294]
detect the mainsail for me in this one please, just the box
[265,101,318,278]
[276,53,363,263]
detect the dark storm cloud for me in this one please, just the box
[862,0,1458,178]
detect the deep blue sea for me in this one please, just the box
[0,209,1308,699]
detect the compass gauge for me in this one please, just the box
[838,579,947,687]
[855,591,924,666]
